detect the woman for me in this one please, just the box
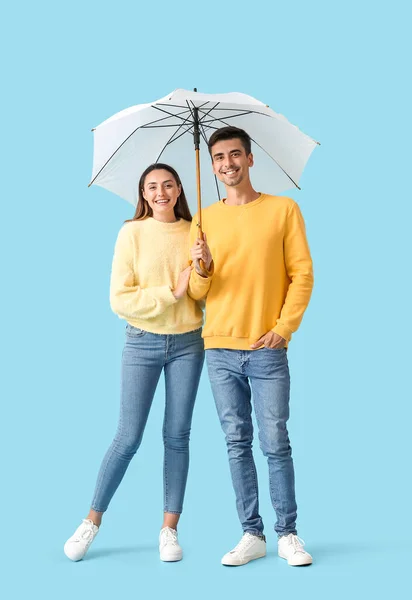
[64,164,204,562]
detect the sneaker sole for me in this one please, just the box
[160,552,183,562]
[222,552,266,566]
[278,551,313,566]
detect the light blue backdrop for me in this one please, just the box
[1,1,410,598]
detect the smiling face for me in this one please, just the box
[211,138,254,187]
[142,169,181,222]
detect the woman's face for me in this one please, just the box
[142,169,181,222]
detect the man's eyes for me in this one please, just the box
[215,153,240,160]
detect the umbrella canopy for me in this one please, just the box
[89,88,319,211]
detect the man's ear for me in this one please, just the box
[248,153,254,167]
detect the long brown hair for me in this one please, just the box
[126,163,192,223]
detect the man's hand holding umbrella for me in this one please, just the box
[190,234,213,277]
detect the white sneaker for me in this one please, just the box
[221,533,266,566]
[159,527,183,562]
[64,519,99,561]
[278,534,313,566]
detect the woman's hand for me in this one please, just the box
[190,233,213,274]
[172,265,193,299]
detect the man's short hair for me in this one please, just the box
[208,126,252,157]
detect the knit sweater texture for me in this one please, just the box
[110,217,203,334]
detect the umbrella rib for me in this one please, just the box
[155,114,195,163]
[199,110,270,125]
[197,118,221,202]
[187,99,225,123]
[198,116,301,190]
[158,102,270,119]
[251,137,301,190]
[156,101,211,111]
[151,105,194,123]
[198,119,210,146]
[139,109,191,129]
[89,123,150,187]
[198,106,271,117]
[198,102,220,126]
[140,124,192,128]
[89,109,193,187]
[162,125,195,146]
[188,100,218,136]
[185,100,196,123]
[188,99,215,146]
[214,174,222,201]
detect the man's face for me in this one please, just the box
[210,138,254,187]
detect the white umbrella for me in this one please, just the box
[89,88,319,230]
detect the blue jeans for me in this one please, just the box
[206,348,297,537]
[91,325,204,514]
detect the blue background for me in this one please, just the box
[2,0,411,598]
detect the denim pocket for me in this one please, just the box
[126,324,146,337]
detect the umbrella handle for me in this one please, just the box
[195,225,210,277]
[193,125,209,276]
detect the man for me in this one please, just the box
[188,126,314,567]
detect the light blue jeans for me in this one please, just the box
[91,325,204,514]
[206,348,297,537]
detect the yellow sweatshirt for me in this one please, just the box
[188,194,313,350]
[110,217,203,334]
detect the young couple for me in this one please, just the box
[64,126,314,567]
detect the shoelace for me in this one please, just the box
[73,520,95,543]
[231,533,258,554]
[161,528,178,546]
[288,534,306,553]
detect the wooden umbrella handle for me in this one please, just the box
[196,224,208,274]
[195,147,209,276]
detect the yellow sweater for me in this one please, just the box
[110,217,203,334]
[188,194,313,350]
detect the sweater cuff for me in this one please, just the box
[271,323,293,342]
[156,285,179,306]
[194,260,214,280]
